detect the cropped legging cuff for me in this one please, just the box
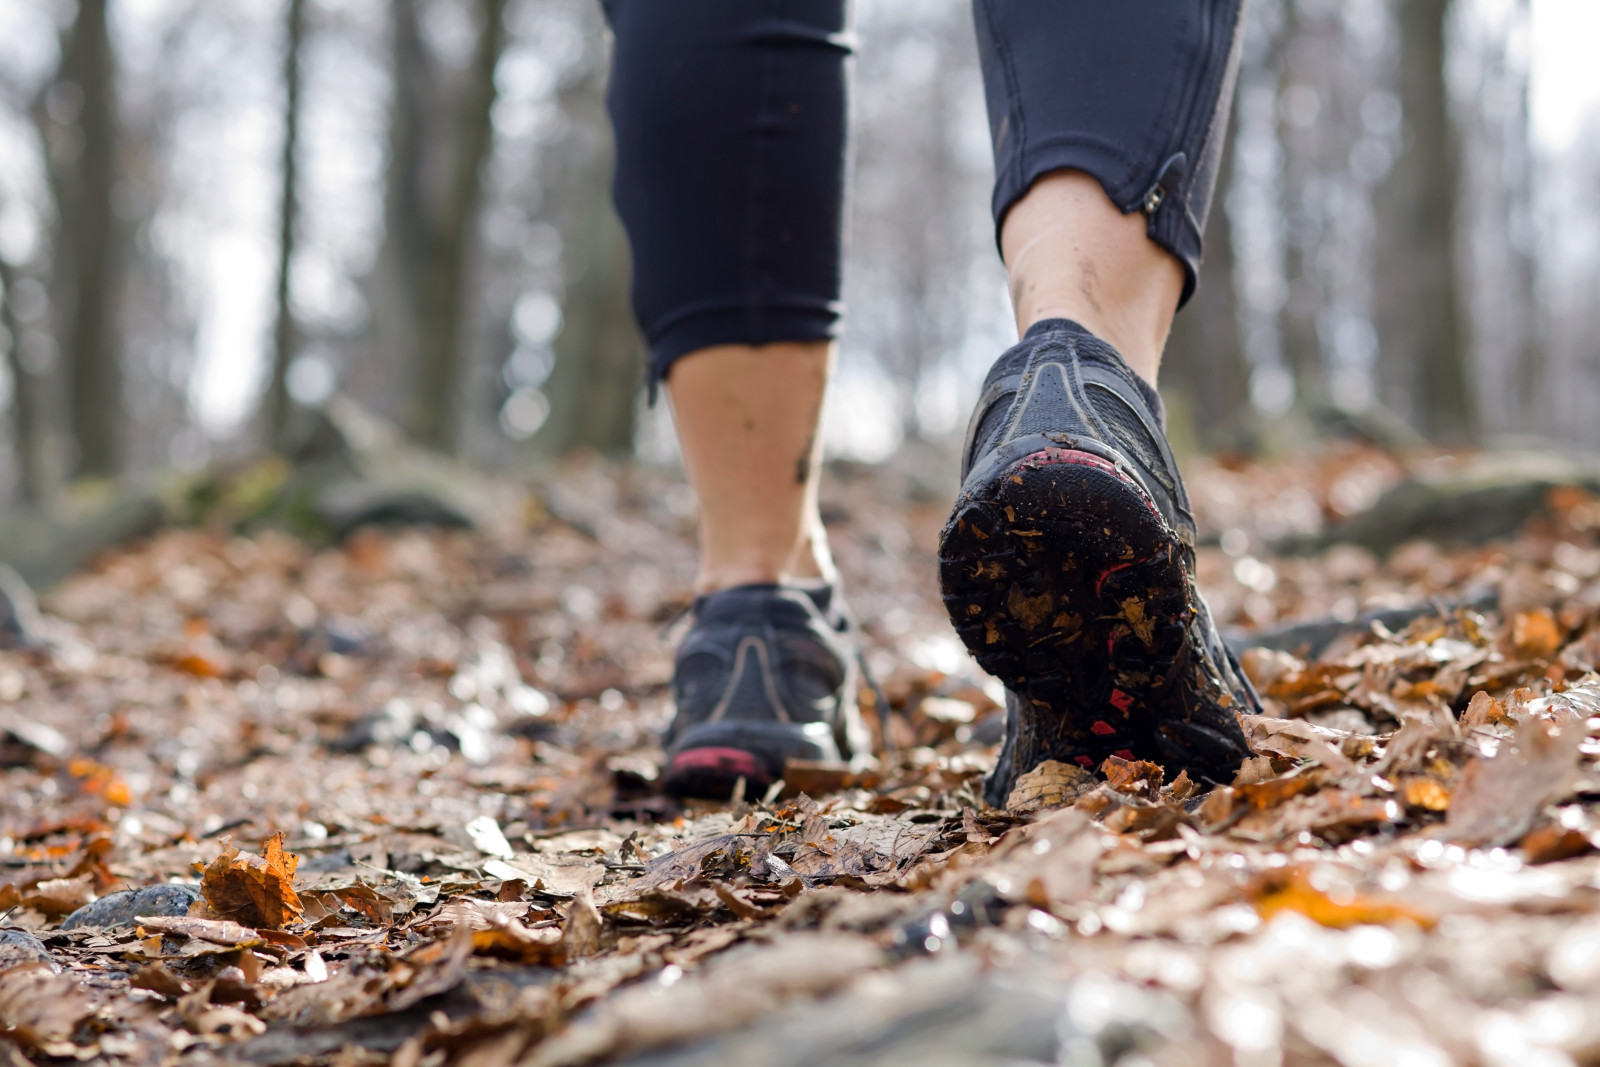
[602,0,1245,388]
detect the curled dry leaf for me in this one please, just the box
[199,832,303,929]
[1100,755,1164,797]
[1005,760,1094,814]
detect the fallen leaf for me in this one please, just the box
[21,876,95,918]
[1100,755,1164,796]
[471,914,564,964]
[1444,716,1583,846]
[1400,777,1451,812]
[1005,760,1094,814]
[1250,868,1434,929]
[781,759,879,797]
[1511,609,1563,659]
[137,915,263,946]
[1520,823,1594,864]
[0,962,95,1055]
[483,853,604,897]
[466,816,515,860]
[199,832,303,928]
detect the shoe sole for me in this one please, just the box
[940,448,1235,784]
[660,721,837,799]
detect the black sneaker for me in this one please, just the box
[939,319,1256,807]
[661,583,867,798]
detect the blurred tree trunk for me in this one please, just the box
[398,0,509,453]
[42,0,122,479]
[1276,3,1322,406]
[266,0,307,450]
[0,258,45,505]
[1162,108,1250,454]
[1507,0,1543,427]
[531,64,638,456]
[1375,0,1471,440]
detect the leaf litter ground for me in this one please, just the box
[4,444,1600,1064]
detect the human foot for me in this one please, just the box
[938,320,1256,807]
[661,583,866,798]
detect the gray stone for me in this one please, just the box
[0,928,58,971]
[60,883,201,931]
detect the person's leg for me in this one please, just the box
[667,341,835,594]
[604,0,851,598]
[1000,171,1184,386]
[604,0,863,795]
[946,0,1255,806]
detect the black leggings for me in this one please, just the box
[602,1,1245,387]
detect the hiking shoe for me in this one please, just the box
[662,583,866,798]
[938,319,1257,807]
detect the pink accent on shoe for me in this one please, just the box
[669,747,767,781]
[1090,720,1117,736]
[1109,689,1134,713]
[1075,755,1095,767]
[1096,560,1139,597]
[1113,748,1136,761]
[1019,448,1163,522]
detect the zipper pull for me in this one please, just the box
[1141,153,1189,216]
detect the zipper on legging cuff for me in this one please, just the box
[1141,153,1189,216]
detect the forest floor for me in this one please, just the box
[3,442,1600,1066]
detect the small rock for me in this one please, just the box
[0,928,58,971]
[60,883,201,931]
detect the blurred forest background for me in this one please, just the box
[0,0,1594,512]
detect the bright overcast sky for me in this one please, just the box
[1530,0,1600,153]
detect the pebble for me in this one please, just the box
[0,928,58,971]
[60,883,202,931]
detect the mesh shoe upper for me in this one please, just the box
[961,318,1195,546]
[945,318,1260,803]
[669,582,863,760]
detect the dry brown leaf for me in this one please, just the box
[1520,823,1595,864]
[1400,777,1452,812]
[0,962,95,1055]
[1100,755,1164,796]
[20,876,95,918]
[471,915,564,964]
[1251,868,1435,929]
[1444,715,1584,846]
[1511,609,1563,659]
[137,915,264,946]
[560,890,605,961]
[1235,772,1317,811]
[1005,760,1093,814]
[482,853,605,897]
[199,832,303,929]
